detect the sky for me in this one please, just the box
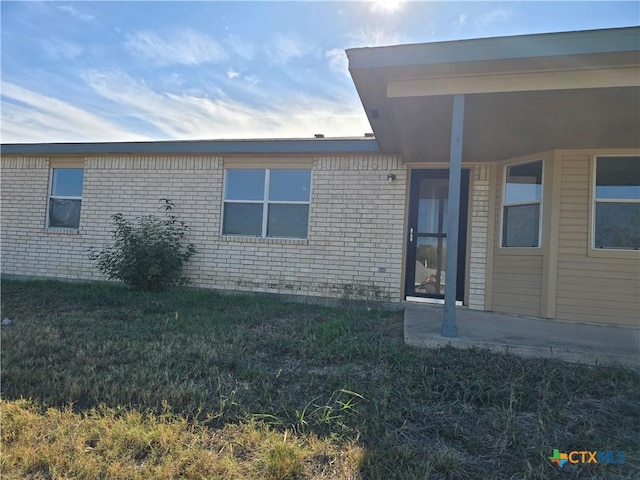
[1,1,639,144]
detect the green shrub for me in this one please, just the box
[90,200,196,291]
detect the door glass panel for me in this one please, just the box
[414,237,446,296]
[417,178,448,233]
[407,169,469,300]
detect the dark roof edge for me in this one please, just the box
[347,26,640,69]
[1,138,382,156]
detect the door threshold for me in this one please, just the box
[405,296,463,306]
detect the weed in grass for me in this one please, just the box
[291,388,364,436]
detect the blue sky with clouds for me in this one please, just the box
[2,1,638,143]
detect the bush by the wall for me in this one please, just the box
[90,200,196,291]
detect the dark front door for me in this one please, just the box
[405,169,469,301]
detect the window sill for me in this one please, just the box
[220,235,309,245]
[495,247,543,256]
[46,228,80,235]
[588,248,640,259]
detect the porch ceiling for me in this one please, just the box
[387,87,640,164]
[347,27,640,164]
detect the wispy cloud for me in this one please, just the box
[56,4,94,22]
[41,38,84,60]
[475,8,511,29]
[160,72,185,89]
[454,14,467,28]
[267,32,320,65]
[325,49,349,76]
[80,70,369,140]
[370,1,406,14]
[1,82,149,143]
[451,7,511,33]
[224,34,256,61]
[243,74,261,86]
[346,28,401,48]
[125,28,228,66]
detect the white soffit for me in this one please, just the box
[387,67,640,98]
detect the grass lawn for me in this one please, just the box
[1,280,638,479]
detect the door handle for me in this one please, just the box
[409,227,414,243]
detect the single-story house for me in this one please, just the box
[2,27,639,329]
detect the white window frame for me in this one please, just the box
[221,168,312,239]
[591,155,640,251]
[47,167,84,230]
[500,159,544,248]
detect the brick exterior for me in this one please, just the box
[1,154,407,302]
[467,165,491,310]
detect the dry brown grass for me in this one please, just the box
[1,399,364,480]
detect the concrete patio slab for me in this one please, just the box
[404,302,640,368]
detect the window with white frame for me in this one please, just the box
[48,168,84,229]
[222,169,311,238]
[501,160,543,247]
[593,156,640,250]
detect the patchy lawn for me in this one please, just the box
[1,280,638,479]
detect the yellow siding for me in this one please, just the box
[555,153,640,325]
[491,162,543,317]
[492,255,543,316]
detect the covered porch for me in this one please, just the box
[348,27,640,336]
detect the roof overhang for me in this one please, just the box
[347,27,640,163]
[0,137,380,156]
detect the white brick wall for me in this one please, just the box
[1,154,406,302]
[467,164,491,309]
